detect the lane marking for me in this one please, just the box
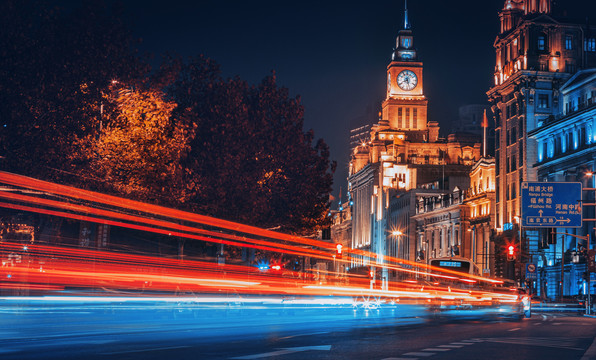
[230,345,332,359]
[508,328,521,332]
[381,358,418,360]
[450,342,474,345]
[403,352,435,357]
[278,331,329,340]
[480,338,583,351]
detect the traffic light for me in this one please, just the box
[335,244,343,259]
[507,245,516,261]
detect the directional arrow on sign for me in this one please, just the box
[556,218,571,224]
[231,345,332,359]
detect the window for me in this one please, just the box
[538,94,549,109]
[402,37,411,48]
[540,62,548,71]
[538,34,546,51]
[566,61,576,73]
[413,108,418,128]
[405,108,410,127]
[511,127,517,144]
[565,35,573,50]
[495,150,500,175]
[511,154,516,171]
[519,142,523,166]
[506,155,510,173]
[495,130,500,149]
[511,182,516,199]
[585,38,596,52]
[398,108,402,128]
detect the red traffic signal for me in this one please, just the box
[335,244,343,259]
[507,245,516,261]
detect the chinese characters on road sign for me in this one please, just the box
[521,182,582,228]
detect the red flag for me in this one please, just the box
[481,109,489,128]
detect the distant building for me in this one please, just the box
[412,158,496,277]
[347,3,482,287]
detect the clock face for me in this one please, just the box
[397,69,418,91]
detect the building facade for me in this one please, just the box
[346,4,481,286]
[528,69,596,299]
[486,0,596,284]
[412,158,496,276]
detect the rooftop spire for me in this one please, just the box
[404,0,411,29]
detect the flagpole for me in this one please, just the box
[483,123,487,157]
[482,109,488,158]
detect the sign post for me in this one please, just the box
[521,182,582,303]
[520,182,582,228]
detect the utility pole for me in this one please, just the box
[552,231,590,313]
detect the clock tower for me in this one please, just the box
[382,0,427,131]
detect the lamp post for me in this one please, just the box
[552,231,590,314]
[391,230,404,286]
[581,171,595,314]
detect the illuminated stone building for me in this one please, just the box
[348,3,481,284]
[487,0,596,286]
[488,0,596,231]
[412,158,496,276]
[528,69,596,299]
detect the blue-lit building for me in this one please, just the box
[528,69,596,299]
[487,0,596,298]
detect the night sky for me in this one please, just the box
[117,0,596,201]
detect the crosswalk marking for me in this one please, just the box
[438,344,463,348]
[403,352,435,357]
[423,348,451,352]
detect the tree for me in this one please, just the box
[0,0,147,182]
[166,57,336,235]
[74,82,193,205]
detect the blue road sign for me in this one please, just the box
[521,182,582,228]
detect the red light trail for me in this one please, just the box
[0,171,511,307]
